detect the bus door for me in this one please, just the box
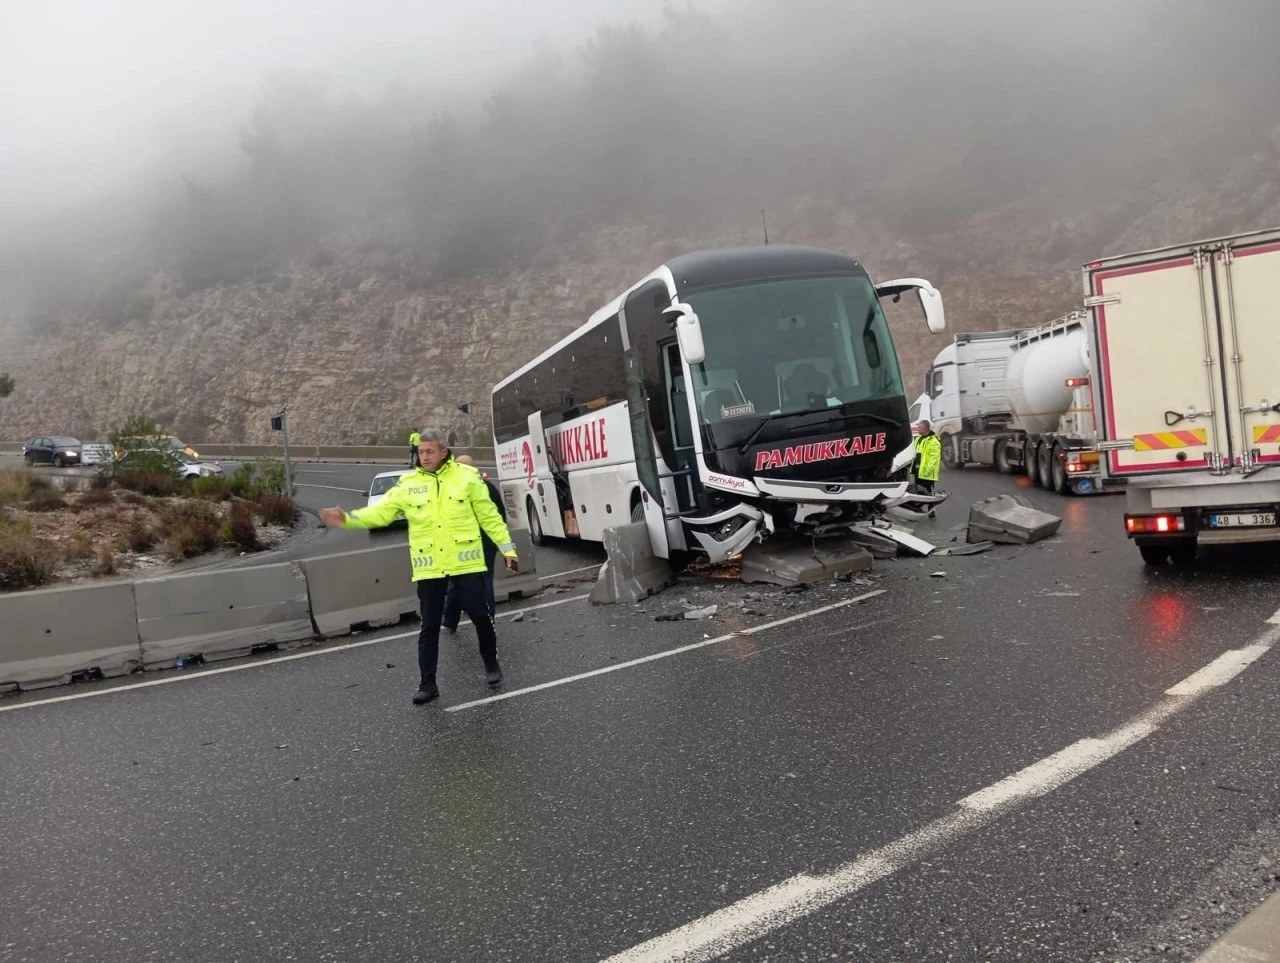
[663,342,699,514]
[526,410,567,538]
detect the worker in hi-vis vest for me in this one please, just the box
[912,418,943,508]
[320,428,518,705]
[408,429,421,467]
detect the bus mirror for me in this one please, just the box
[917,285,946,334]
[876,278,947,334]
[665,302,706,365]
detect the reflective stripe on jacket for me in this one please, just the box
[342,457,516,580]
[914,433,942,482]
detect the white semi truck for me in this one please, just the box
[920,312,1108,495]
[1084,226,1280,565]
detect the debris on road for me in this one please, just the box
[934,541,994,557]
[931,571,947,578]
[655,604,719,622]
[967,494,1062,544]
[739,536,872,587]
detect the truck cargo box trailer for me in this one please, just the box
[1086,226,1280,564]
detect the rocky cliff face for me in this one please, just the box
[3,151,1279,445]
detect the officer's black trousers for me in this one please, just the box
[416,574,498,685]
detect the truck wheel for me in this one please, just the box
[1138,543,1169,565]
[630,491,645,523]
[527,498,545,546]
[1025,442,1041,486]
[1051,445,1070,495]
[1169,539,1198,567]
[994,441,1015,474]
[1037,443,1055,491]
[941,434,960,470]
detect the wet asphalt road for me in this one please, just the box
[3,469,1280,962]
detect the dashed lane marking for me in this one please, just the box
[446,590,888,712]
[601,623,1280,963]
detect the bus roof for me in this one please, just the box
[667,244,863,295]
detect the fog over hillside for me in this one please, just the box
[2,0,1279,441]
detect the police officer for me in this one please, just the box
[320,429,518,705]
[912,419,943,517]
[442,455,504,632]
[408,429,421,468]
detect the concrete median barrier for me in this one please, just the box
[492,528,543,602]
[135,563,314,668]
[0,583,142,691]
[967,494,1062,544]
[302,544,419,636]
[740,536,873,586]
[589,522,675,604]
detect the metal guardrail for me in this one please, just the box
[0,443,496,464]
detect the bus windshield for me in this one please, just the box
[684,274,905,430]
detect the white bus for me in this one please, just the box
[491,244,946,565]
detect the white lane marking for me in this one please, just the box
[295,483,369,494]
[602,624,1280,963]
[1267,606,1280,625]
[539,564,601,582]
[446,590,887,713]
[0,594,591,715]
[1164,641,1274,696]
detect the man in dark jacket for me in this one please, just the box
[443,455,506,632]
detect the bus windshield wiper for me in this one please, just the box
[737,414,777,454]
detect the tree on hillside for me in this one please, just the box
[0,373,13,399]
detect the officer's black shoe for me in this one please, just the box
[484,663,503,687]
[412,681,440,705]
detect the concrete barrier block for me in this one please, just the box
[492,528,543,602]
[302,545,419,636]
[740,537,873,586]
[136,562,313,668]
[967,494,1062,544]
[0,582,142,690]
[589,522,675,604]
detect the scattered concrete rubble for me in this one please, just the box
[967,494,1063,544]
[739,536,872,587]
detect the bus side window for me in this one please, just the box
[671,372,693,449]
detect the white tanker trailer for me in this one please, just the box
[920,311,1112,495]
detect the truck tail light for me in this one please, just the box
[1065,377,1090,388]
[1124,514,1186,535]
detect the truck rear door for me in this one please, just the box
[1087,244,1229,477]
[1213,231,1280,469]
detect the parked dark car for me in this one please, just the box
[22,436,82,467]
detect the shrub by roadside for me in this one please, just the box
[0,468,301,592]
[0,526,60,591]
[220,501,262,552]
[255,493,301,526]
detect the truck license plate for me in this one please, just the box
[1209,512,1276,528]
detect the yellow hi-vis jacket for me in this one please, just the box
[914,432,943,482]
[341,458,516,580]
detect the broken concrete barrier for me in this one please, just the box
[739,536,873,587]
[589,522,675,604]
[967,494,1062,545]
